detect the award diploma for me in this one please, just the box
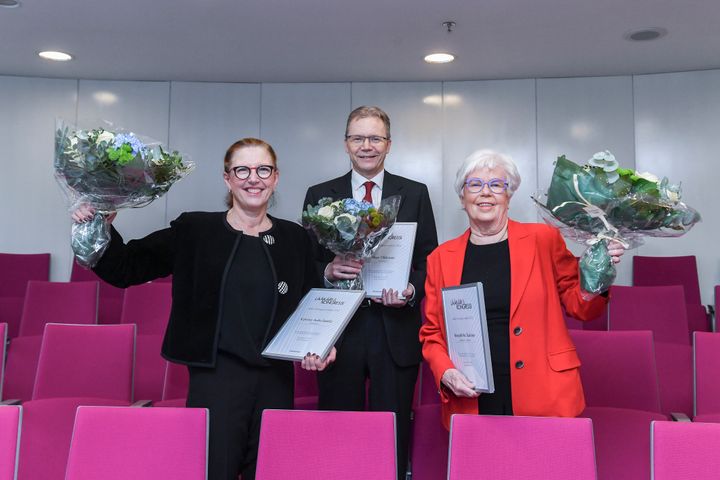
[362,222,417,299]
[262,288,365,362]
[442,283,494,393]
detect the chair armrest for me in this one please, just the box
[706,304,716,332]
[670,412,692,422]
[131,399,153,407]
[0,399,21,405]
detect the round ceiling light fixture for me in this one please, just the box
[38,50,73,61]
[424,53,455,64]
[625,27,668,42]
[0,0,20,8]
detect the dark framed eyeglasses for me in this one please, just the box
[229,165,275,180]
[464,177,509,194]
[345,135,389,146]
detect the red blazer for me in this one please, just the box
[419,220,607,430]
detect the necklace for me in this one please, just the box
[226,210,271,235]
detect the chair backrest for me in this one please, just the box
[133,334,166,402]
[448,414,596,480]
[33,323,136,401]
[256,410,397,480]
[609,285,689,344]
[410,404,448,480]
[652,421,720,480]
[654,341,693,416]
[19,281,98,336]
[0,323,6,400]
[0,253,50,338]
[2,335,43,402]
[0,405,22,480]
[65,406,208,480]
[70,261,125,324]
[120,282,172,335]
[161,361,189,401]
[571,330,661,412]
[633,255,702,305]
[693,332,720,417]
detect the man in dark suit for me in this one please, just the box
[303,106,438,479]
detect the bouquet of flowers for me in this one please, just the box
[302,196,402,290]
[54,119,194,267]
[534,151,700,294]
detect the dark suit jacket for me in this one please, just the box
[303,170,438,367]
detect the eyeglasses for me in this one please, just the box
[464,178,509,194]
[228,165,275,180]
[345,135,389,146]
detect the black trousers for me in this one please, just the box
[478,372,514,415]
[186,352,293,480]
[318,304,418,480]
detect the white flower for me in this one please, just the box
[635,171,659,184]
[96,131,115,144]
[317,206,335,219]
[665,188,680,203]
[589,150,619,183]
[333,213,355,226]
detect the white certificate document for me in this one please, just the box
[442,283,495,393]
[362,222,417,299]
[262,288,365,362]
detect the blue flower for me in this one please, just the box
[113,133,146,158]
[343,198,372,214]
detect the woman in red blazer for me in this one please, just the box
[419,149,625,430]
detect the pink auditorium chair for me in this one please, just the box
[633,255,711,333]
[608,285,690,344]
[571,330,661,412]
[293,362,318,410]
[70,260,124,325]
[120,282,172,335]
[693,332,720,422]
[0,252,50,338]
[133,334,166,402]
[0,323,6,400]
[65,406,208,480]
[448,415,596,480]
[153,361,189,407]
[653,341,693,416]
[0,405,22,480]
[33,323,136,402]
[410,404,448,480]
[256,410,397,480]
[652,421,720,480]
[18,280,98,337]
[2,335,43,402]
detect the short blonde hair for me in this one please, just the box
[454,149,522,198]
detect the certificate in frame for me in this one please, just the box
[362,222,417,299]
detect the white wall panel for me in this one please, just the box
[634,70,720,304]
[537,76,636,285]
[167,82,261,220]
[77,80,171,248]
[0,77,77,281]
[441,80,537,242]
[260,83,351,223]
[351,82,444,236]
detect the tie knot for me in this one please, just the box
[362,181,374,203]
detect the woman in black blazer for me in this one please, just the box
[73,138,329,480]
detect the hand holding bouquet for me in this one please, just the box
[302,196,401,290]
[55,119,194,267]
[534,151,700,294]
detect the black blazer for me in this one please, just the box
[303,171,438,367]
[92,212,320,367]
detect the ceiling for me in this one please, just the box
[1,0,719,83]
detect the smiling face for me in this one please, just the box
[223,145,278,213]
[345,116,392,179]
[461,166,511,233]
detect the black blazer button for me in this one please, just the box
[515,360,525,369]
[513,326,523,336]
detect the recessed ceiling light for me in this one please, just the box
[424,53,455,64]
[0,0,20,8]
[38,51,73,62]
[625,28,667,42]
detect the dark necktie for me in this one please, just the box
[362,181,375,204]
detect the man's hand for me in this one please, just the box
[371,283,415,308]
[324,255,363,282]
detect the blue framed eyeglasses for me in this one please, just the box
[464,178,509,194]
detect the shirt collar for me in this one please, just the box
[351,169,385,193]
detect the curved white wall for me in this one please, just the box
[0,71,717,304]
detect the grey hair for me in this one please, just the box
[453,149,522,198]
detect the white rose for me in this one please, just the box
[635,171,659,183]
[317,206,335,219]
[97,131,114,144]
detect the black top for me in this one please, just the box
[218,232,274,365]
[460,239,511,375]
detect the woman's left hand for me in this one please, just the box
[607,240,626,264]
[300,347,337,372]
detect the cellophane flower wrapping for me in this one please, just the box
[534,152,700,295]
[302,195,401,290]
[54,119,194,267]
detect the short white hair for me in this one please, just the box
[454,149,522,198]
